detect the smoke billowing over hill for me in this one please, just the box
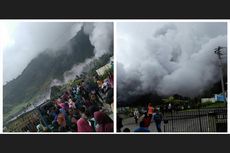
[117,22,227,103]
[2,22,113,122]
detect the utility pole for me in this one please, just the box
[214,46,227,103]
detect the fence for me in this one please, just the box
[4,103,50,132]
[162,108,227,132]
[5,109,42,132]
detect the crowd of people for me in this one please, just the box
[36,72,114,132]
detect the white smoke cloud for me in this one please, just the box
[86,22,113,57]
[2,22,83,84]
[1,22,113,84]
[117,22,227,101]
[63,58,95,83]
[50,22,113,86]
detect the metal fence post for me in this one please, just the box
[198,107,202,132]
[208,112,216,132]
[163,119,168,132]
[171,110,174,132]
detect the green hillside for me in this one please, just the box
[3,28,95,123]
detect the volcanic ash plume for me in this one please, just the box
[52,22,113,86]
[117,22,227,102]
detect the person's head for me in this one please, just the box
[79,106,86,114]
[155,108,159,114]
[77,118,93,132]
[64,102,69,110]
[79,106,86,116]
[91,90,96,94]
[72,98,76,103]
[94,111,105,124]
[57,113,66,126]
[68,109,74,116]
[79,106,89,119]
[84,110,91,118]
[148,103,152,107]
[73,110,81,120]
[68,98,73,103]
[123,128,131,132]
[88,105,100,118]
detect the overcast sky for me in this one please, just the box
[0,22,113,84]
[117,22,227,100]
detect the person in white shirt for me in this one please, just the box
[133,109,140,124]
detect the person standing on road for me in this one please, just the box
[153,109,163,132]
[133,109,140,124]
[142,112,152,128]
[168,103,172,112]
[147,103,154,118]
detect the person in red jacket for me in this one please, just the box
[142,112,152,128]
[147,103,154,118]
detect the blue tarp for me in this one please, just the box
[215,94,225,102]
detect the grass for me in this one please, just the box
[3,94,39,124]
[180,102,226,112]
[204,102,226,108]
[3,79,51,124]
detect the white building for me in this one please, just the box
[96,56,113,76]
[201,98,215,103]
[96,63,112,76]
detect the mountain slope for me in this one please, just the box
[3,28,95,121]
